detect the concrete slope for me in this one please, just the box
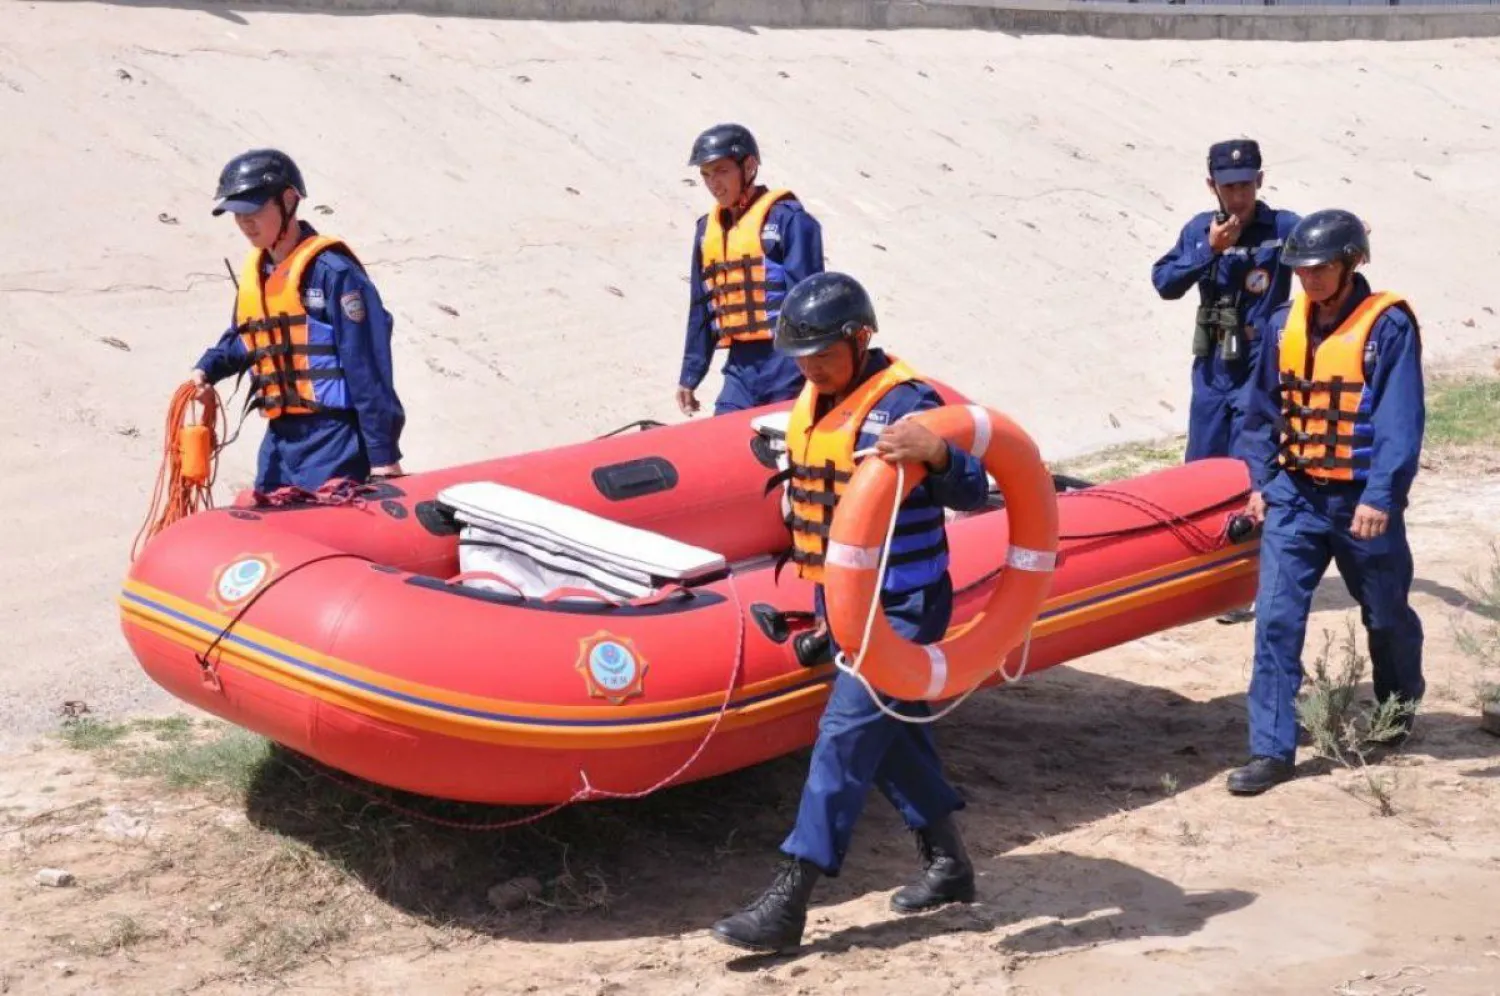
[1,0,1496,739]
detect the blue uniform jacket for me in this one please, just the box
[679,193,824,391]
[1236,273,1425,514]
[194,224,406,467]
[808,350,991,631]
[1151,201,1301,385]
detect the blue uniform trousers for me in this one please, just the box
[714,341,806,416]
[255,410,371,493]
[780,582,965,876]
[1185,355,1253,462]
[1248,471,1425,762]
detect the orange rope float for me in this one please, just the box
[131,381,227,561]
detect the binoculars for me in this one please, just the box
[1194,299,1246,362]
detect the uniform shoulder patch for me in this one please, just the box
[339,290,367,323]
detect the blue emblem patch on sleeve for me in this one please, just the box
[339,290,367,323]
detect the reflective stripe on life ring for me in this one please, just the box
[823,403,1060,701]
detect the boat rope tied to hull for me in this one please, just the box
[952,482,1255,601]
[195,551,374,693]
[132,381,228,562]
[1053,485,1223,553]
[568,570,747,803]
[595,418,667,439]
[831,413,1257,725]
[262,571,750,831]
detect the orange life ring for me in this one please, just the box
[823,404,1060,701]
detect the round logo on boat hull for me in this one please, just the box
[576,632,648,704]
[212,555,274,606]
[589,641,636,691]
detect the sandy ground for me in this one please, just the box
[3,2,1500,993]
[1,465,1498,995]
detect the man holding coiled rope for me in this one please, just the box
[189,148,405,495]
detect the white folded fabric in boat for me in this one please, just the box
[438,482,727,601]
[454,525,650,600]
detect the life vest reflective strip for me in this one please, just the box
[1276,290,1404,481]
[700,189,795,348]
[782,356,948,591]
[234,235,354,420]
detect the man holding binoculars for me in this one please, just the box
[1152,138,1301,622]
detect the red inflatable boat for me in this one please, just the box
[118,389,1259,805]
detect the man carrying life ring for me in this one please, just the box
[709,272,991,955]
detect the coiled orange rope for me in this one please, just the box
[131,382,227,561]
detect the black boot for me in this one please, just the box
[711,858,820,954]
[1226,756,1295,795]
[890,814,976,914]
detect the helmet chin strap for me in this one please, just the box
[1336,257,1357,299]
[827,336,871,404]
[733,159,760,214]
[850,329,873,380]
[1311,259,1356,324]
[273,188,297,247]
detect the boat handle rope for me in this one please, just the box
[196,552,373,692]
[832,455,1035,727]
[280,569,750,832]
[831,448,1254,725]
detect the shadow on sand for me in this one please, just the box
[240,666,1281,951]
[241,657,1496,953]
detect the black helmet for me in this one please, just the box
[688,123,759,168]
[773,273,878,358]
[1281,209,1371,268]
[212,148,306,216]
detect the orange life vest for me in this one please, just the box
[783,356,948,589]
[700,189,796,348]
[1276,290,1406,481]
[234,235,354,419]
